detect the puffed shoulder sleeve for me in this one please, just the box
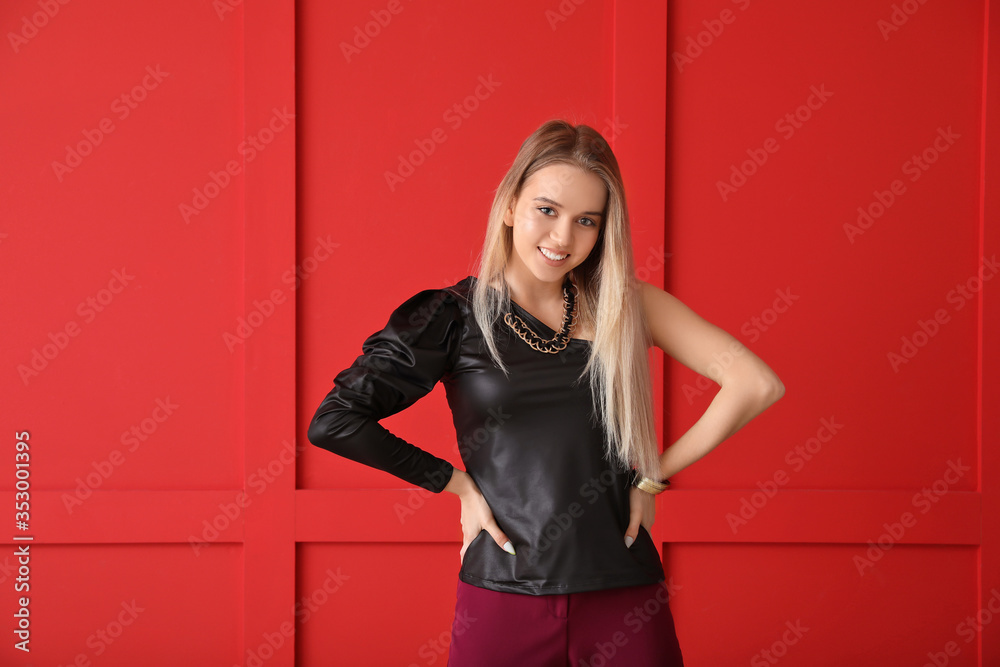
[306,287,464,493]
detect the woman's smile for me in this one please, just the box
[538,246,569,264]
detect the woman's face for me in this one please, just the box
[504,162,606,287]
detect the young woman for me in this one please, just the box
[308,119,784,665]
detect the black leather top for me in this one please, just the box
[307,275,665,595]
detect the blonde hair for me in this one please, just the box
[471,119,661,483]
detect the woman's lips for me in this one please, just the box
[538,246,569,265]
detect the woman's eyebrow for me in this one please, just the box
[532,196,604,218]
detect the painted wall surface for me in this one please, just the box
[2,1,997,665]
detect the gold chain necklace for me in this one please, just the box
[503,281,578,354]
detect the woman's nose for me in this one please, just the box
[549,217,573,247]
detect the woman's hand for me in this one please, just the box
[445,469,515,563]
[625,484,657,548]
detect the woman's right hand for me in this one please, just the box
[445,469,515,563]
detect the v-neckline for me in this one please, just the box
[471,275,593,344]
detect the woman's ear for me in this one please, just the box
[503,193,519,227]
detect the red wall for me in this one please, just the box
[2,0,998,665]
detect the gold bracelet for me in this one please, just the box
[635,476,670,495]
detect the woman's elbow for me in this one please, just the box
[307,419,328,449]
[758,371,785,405]
[722,359,784,401]
[307,411,353,453]
[769,378,785,402]
[726,363,784,405]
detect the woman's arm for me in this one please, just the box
[639,280,785,480]
[307,288,463,493]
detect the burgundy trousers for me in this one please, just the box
[446,578,684,666]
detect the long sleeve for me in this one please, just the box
[307,287,464,493]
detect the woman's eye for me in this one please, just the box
[536,207,596,227]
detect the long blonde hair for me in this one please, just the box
[471,119,661,483]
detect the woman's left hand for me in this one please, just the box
[625,484,656,548]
